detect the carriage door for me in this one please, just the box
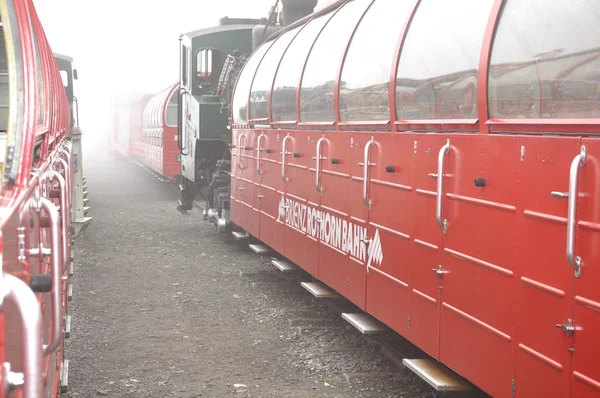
[178,39,195,182]
[236,128,261,238]
[571,138,600,397]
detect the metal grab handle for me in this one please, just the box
[1,273,43,398]
[315,137,325,193]
[281,135,290,183]
[237,133,247,170]
[358,137,375,210]
[37,196,63,356]
[256,133,265,175]
[435,139,450,234]
[177,89,190,156]
[565,146,586,277]
[51,170,69,272]
[57,159,71,223]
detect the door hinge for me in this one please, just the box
[407,316,411,330]
[512,379,515,397]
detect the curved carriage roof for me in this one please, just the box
[231,0,600,131]
[143,83,178,129]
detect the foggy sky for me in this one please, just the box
[31,0,338,152]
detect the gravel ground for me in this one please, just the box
[65,152,487,398]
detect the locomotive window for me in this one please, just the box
[60,70,69,87]
[395,0,493,121]
[488,0,600,119]
[249,27,300,120]
[339,0,413,122]
[232,41,274,124]
[165,89,178,127]
[271,12,334,123]
[300,0,372,123]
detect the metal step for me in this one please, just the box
[178,184,185,191]
[69,261,73,277]
[300,281,339,299]
[64,315,71,338]
[84,206,91,216]
[83,198,89,206]
[232,231,249,241]
[341,313,386,335]
[82,177,86,183]
[83,190,89,198]
[271,259,298,273]
[249,244,271,255]
[60,358,69,393]
[402,359,473,392]
[67,283,72,301]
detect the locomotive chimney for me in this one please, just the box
[281,0,319,27]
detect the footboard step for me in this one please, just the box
[402,359,473,392]
[65,315,72,338]
[249,244,271,255]
[232,231,250,241]
[69,261,74,277]
[271,259,298,273]
[60,359,69,393]
[83,198,89,206]
[67,283,73,301]
[341,313,386,335]
[300,282,339,298]
[84,206,91,216]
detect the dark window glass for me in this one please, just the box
[271,13,334,122]
[249,28,299,120]
[232,41,274,124]
[489,0,600,119]
[339,0,413,122]
[300,0,372,123]
[165,89,178,127]
[396,0,493,121]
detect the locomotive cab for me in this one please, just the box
[177,19,262,216]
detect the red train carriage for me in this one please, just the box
[0,0,77,396]
[108,93,151,162]
[227,0,600,396]
[141,82,181,181]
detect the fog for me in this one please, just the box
[32,0,339,157]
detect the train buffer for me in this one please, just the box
[271,258,299,273]
[300,281,339,299]
[249,244,271,255]
[341,312,386,335]
[403,358,473,392]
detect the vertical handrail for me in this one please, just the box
[314,136,325,193]
[358,137,375,210]
[1,273,43,398]
[435,139,450,234]
[256,133,265,175]
[51,168,68,271]
[281,134,290,183]
[555,146,586,277]
[237,133,247,170]
[35,195,63,356]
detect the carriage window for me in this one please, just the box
[0,24,8,133]
[165,88,178,127]
[232,41,274,124]
[300,0,372,123]
[271,13,334,122]
[396,0,493,121]
[249,27,299,120]
[31,23,45,125]
[489,0,600,119]
[339,0,413,122]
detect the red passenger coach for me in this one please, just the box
[108,93,150,162]
[141,83,180,181]
[227,0,600,396]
